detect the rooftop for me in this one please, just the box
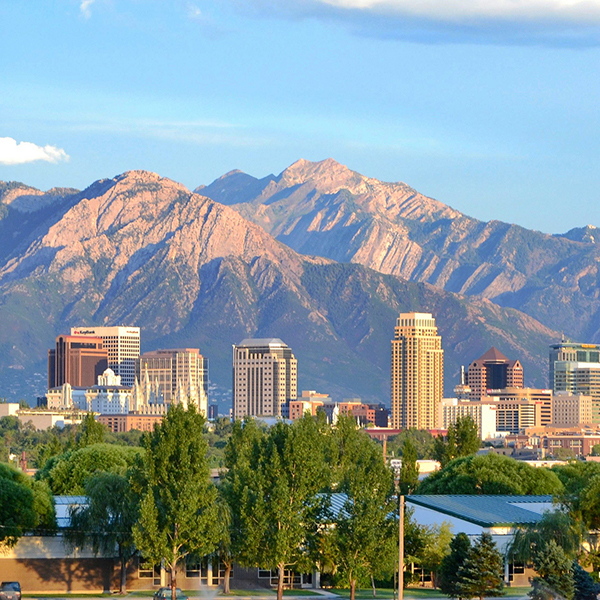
[238,338,288,347]
[407,494,553,527]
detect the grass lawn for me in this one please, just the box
[329,587,531,599]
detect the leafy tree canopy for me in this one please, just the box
[418,452,564,495]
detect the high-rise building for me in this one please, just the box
[48,335,108,389]
[467,347,523,400]
[549,339,600,389]
[136,348,208,415]
[552,392,593,427]
[233,338,297,419]
[553,361,600,423]
[71,326,140,387]
[391,312,443,430]
[485,387,553,427]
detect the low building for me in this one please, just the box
[97,413,164,433]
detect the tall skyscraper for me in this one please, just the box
[549,339,600,388]
[136,348,209,415]
[391,312,443,430]
[467,347,523,400]
[233,338,297,419]
[48,335,108,389]
[71,326,140,387]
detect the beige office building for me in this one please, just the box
[485,387,553,426]
[552,392,593,426]
[391,312,443,430]
[553,361,600,423]
[233,338,297,419]
[136,348,208,415]
[71,326,140,387]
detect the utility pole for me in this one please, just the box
[398,494,405,600]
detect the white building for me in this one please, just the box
[440,398,498,440]
[71,326,140,387]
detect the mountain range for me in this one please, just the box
[1,159,594,405]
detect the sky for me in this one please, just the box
[1,0,599,234]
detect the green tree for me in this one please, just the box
[36,442,143,494]
[572,562,600,600]
[387,429,435,460]
[234,415,329,600]
[77,413,105,448]
[419,453,564,495]
[0,462,56,548]
[133,404,219,600]
[530,540,574,600]
[439,532,472,598]
[329,417,397,600]
[66,472,139,594]
[420,522,453,588]
[219,418,266,593]
[398,438,419,495]
[457,532,504,600]
[454,416,480,457]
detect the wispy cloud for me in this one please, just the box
[234,0,600,45]
[0,137,70,166]
[186,2,204,20]
[80,0,96,19]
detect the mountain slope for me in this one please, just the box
[198,158,600,341]
[0,171,557,402]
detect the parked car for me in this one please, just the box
[152,588,188,600]
[0,582,21,600]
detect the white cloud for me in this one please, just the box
[276,0,600,23]
[80,0,96,19]
[187,3,203,20]
[0,137,70,166]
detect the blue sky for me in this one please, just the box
[1,0,599,233]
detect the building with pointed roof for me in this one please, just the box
[467,347,523,400]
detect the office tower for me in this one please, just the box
[136,348,209,415]
[391,312,443,430]
[552,392,593,427]
[485,387,553,427]
[71,326,140,386]
[233,338,297,419]
[549,339,600,388]
[440,398,497,440]
[467,347,523,400]
[48,335,108,388]
[553,361,600,423]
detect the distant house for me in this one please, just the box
[407,495,555,586]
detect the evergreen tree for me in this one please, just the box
[439,532,472,597]
[455,416,480,457]
[77,413,105,448]
[457,533,504,600]
[529,540,575,600]
[133,404,219,600]
[398,438,419,495]
[572,562,600,600]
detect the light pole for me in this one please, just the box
[398,494,405,600]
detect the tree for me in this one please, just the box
[419,453,564,495]
[77,413,105,448]
[0,462,56,548]
[457,532,504,600]
[329,417,397,600]
[529,540,574,600]
[387,429,435,460]
[433,416,479,467]
[133,404,219,600]
[572,562,600,600]
[398,438,419,495]
[420,523,453,588]
[219,418,266,594]
[66,472,138,594]
[439,533,472,598]
[36,442,143,494]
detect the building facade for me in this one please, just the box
[48,335,108,389]
[485,387,553,427]
[233,338,297,419]
[136,348,208,415]
[440,398,498,440]
[71,326,140,387]
[553,361,600,423]
[552,392,593,426]
[549,339,600,388]
[467,347,523,401]
[391,312,443,430]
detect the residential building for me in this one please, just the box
[233,338,297,419]
[552,392,593,426]
[48,335,108,389]
[553,361,600,423]
[70,326,140,387]
[440,398,498,440]
[136,348,208,415]
[549,339,600,388]
[467,347,523,400]
[391,312,443,430]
